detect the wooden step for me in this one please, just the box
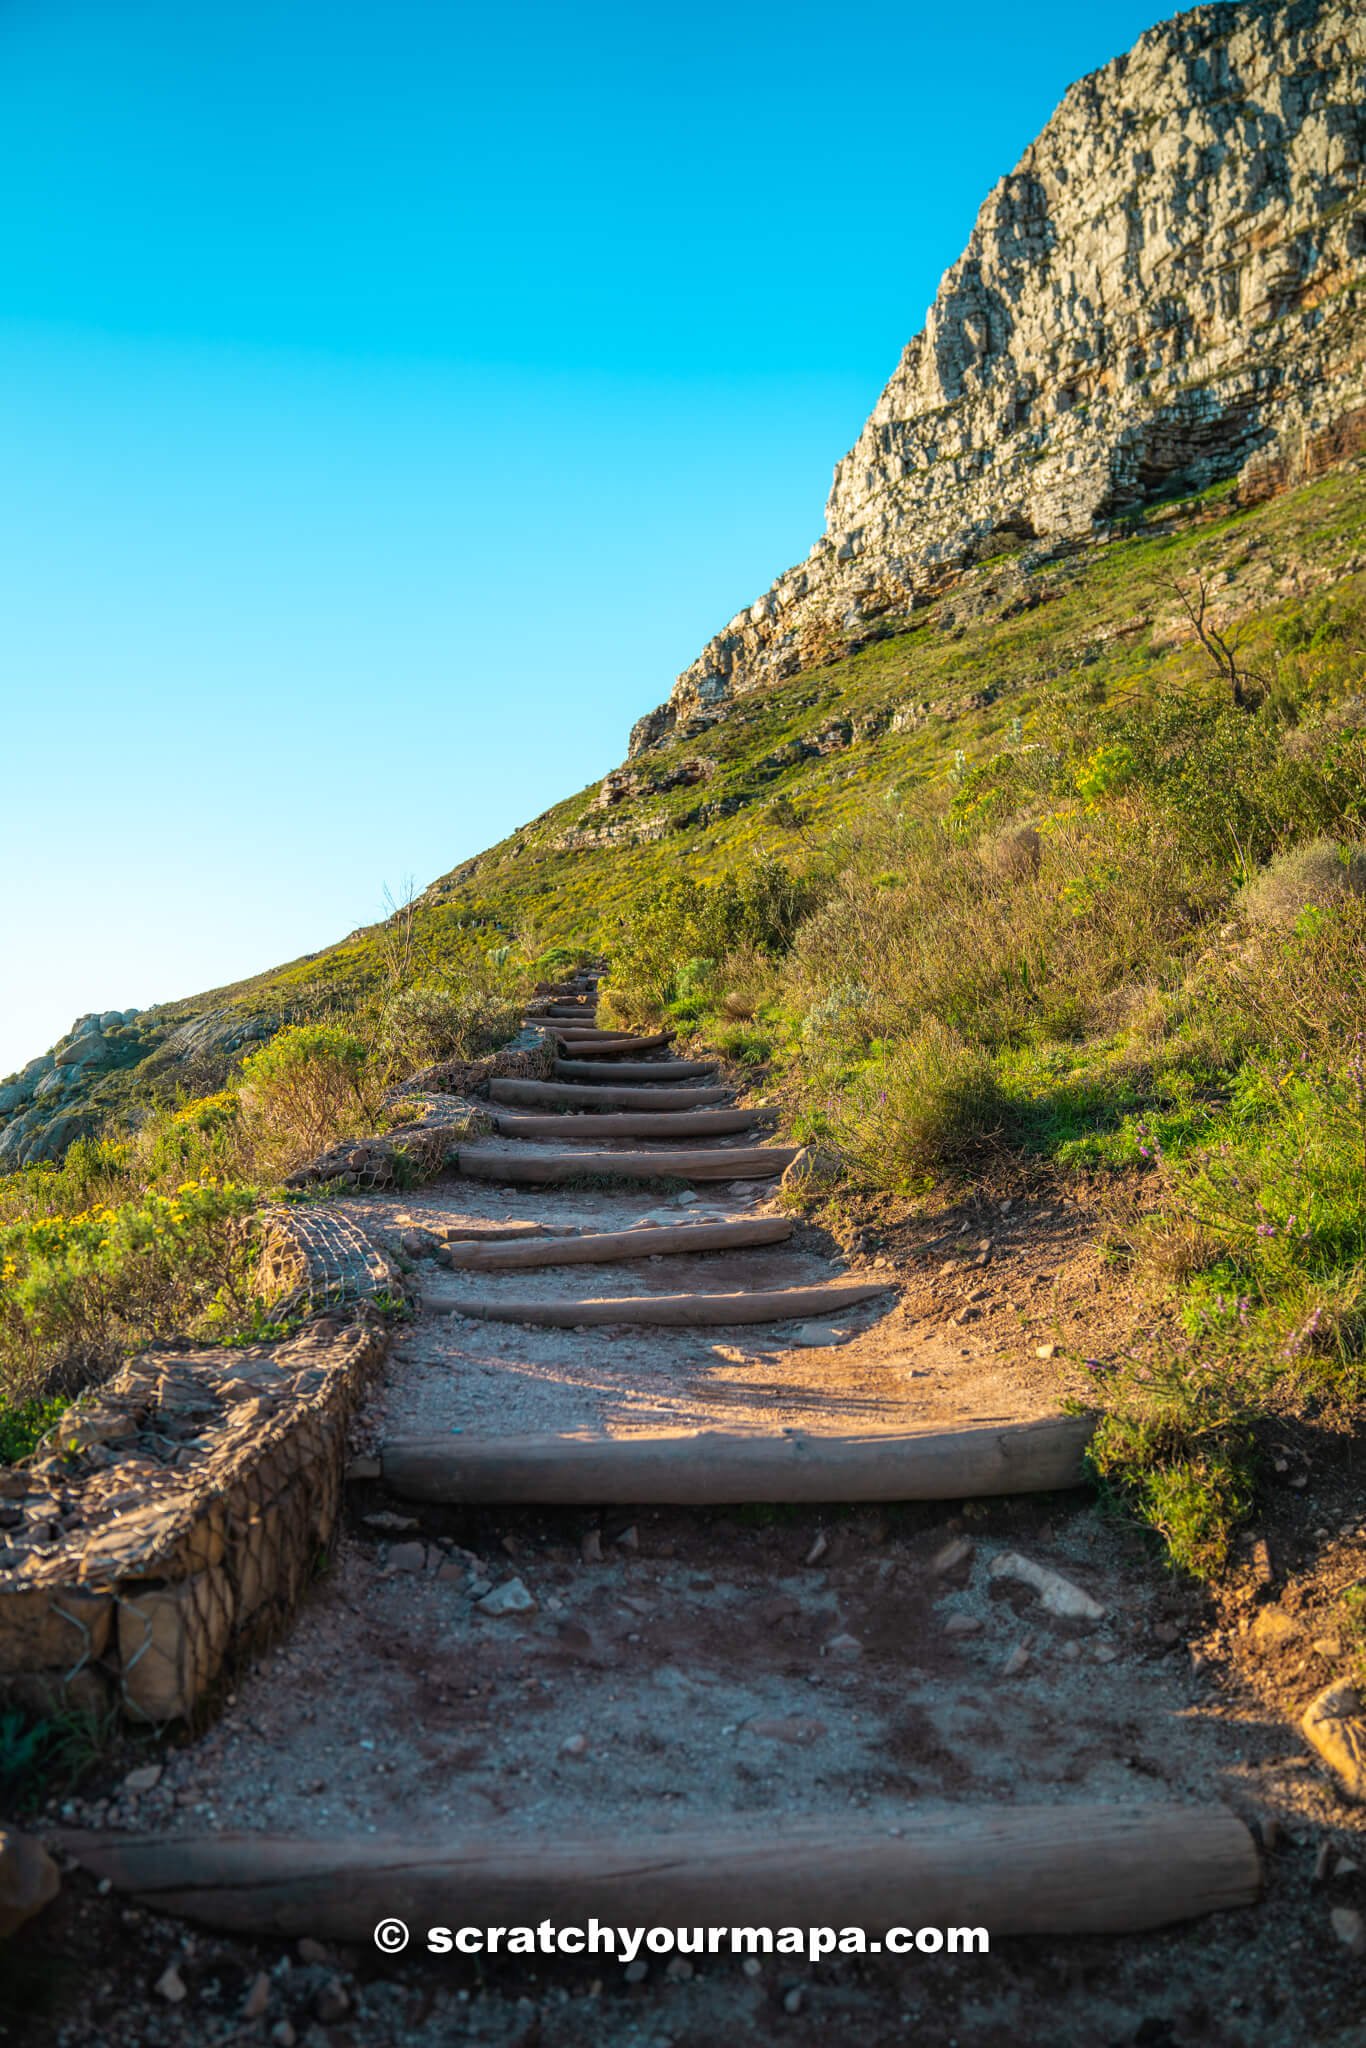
[436,1216,795,1271]
[491,1078,732,1110]
[378,1415,1096,1501]
[58,1806,1260,1939]
[427,1278,889,1326]
[492,1108,761,1141]
[546,1032,675,1056]
[554,1058,717,1083]
[453,1142,795,1183]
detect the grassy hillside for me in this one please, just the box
[4,460,1366,1580]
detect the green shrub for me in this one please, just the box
[0,1182,261,1407]
[1234,836,1366,928]
[835,1019,1006,1187]
[382,982,521,1070]
[237,1024,376,1173]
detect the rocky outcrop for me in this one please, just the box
[0,1011,143,1169]
[0,1006,282,1175]
[632,0,1366,753]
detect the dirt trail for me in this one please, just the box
[29,985,1366,2047]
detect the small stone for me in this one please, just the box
[297,1937,331,1964]
[1258,1815,1280,1852]
[1001,1644,1031,1677]
[825,1633,862,1661]
[929,1536,973,1576]
[1302,1682,1366,1803]
[1336,1856,1361,1878]
[385,1541,427,1574]
[664,1958,694,1982]
[580,1528,603,1564]
[154,1963,187,2004]
[741,1957,763,1979]
[363,1512,419,1535]
[1034,1343,1057,1359]
[0,1830,59,1939]
[747,1716,827,1746]
[1314,1638,1343,1660]
[1251,1607,1301,1653]
[988,1551,1105,1622]
[1153,1621,1181,1646]
[783,1986,805,2013]
[1092,1642,1118,1664]
[476,1577,537,1617]
[804,1532,828,1566]
[560,1733,589,1757]
[122,1764,162,1795]
[943,1613,981,1637]
[1058,1640,1082,1663]
[616,1525,639,1551]
[1314,1839,1334,1882]
[242,1971,271,2019]
[315,1979,350,2023]
[624,1958,649,1983]
[1331,1907,1366,1956]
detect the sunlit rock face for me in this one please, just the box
[630,0,1366,755]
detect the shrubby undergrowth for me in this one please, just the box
[602,643,1366,1575]
[0,946,546,1447]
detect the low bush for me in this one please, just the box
[382,982,521,1070]
[1235,837,1366,928]
[834,1019,1006,1188]
[0,1182,261,1412]
[237,1024,377,1176]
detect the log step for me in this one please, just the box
[491,1078,732,1110]
[453,1143,796,1183]
[427,1279,889,1326]
[379,1415,1096,1502]
[546,1032,675,1056]
[554,1058,717,1083]
[436,1215,795,1271]
[57,1805,1259,1938]
[492,1108,761,1141]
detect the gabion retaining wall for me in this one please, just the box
[0,1214,401,1724]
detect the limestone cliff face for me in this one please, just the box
[631,0,1366,754]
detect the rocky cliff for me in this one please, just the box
[630,0,1366,754]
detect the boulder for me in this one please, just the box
[1303,1681,1366,1803]
[0,1829,59,1939]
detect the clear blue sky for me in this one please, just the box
[0,0,1163,1077]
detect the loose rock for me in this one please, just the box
[989,1551,1106,1622]
[477,1577,537,1617]
[1302,1682,1366,1803]
[0,1829,59,1939]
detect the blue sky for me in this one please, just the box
[0,0,1162,1076]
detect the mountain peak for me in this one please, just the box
[630,0,1366,755]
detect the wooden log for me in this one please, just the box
[57,1805,1260,1938]
[380,1415,1097,1501]
[554,1033,676,1057]
[492,1109,761,1140]
[434,1221,554,1242]
[453,1143,796,1183]
[521,1023,618,1037]
[426,1279,889,1326]
[436,1216,794,1271]
[491,1079,732,1110]
[554,1059,717,1083]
